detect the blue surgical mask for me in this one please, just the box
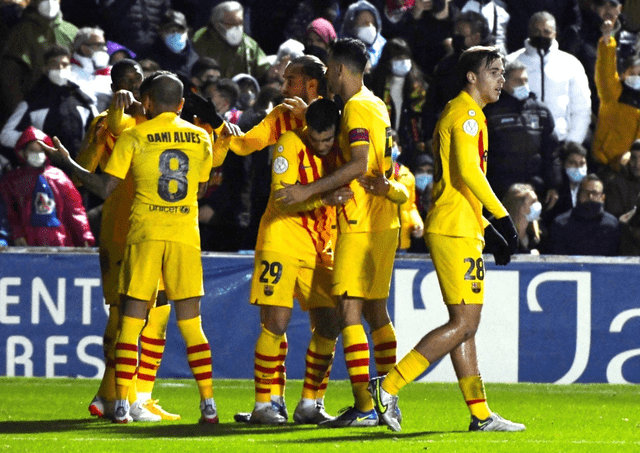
[391,144,400,162]
[566,165,587,183]
[511,84,530,101]
[165,32,187,53]
[525,201,542,222]
[415,173,433,192]
[391,59,412,77]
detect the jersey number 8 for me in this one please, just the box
[158,149,189,202]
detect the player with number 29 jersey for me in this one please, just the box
[105,112,213,249]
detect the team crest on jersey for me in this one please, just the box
[273,156,289,174]
[35,192,55,214]
[468,109,476,117]
[277,145,284,153]
[471,282,481,294]
[463,119,479,136]
[264,285,274,296]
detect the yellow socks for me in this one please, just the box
[459,375,491,420]
[137,305,171,396]
[114,316,145,400]
[342,324,373,412]
[382,349,430,396]
[177,316,213,400]
[254,326,284,404]
[301,332,336,400]
[271,334,288,402]
[371,323,397,376]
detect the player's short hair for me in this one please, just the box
[139,71,183,108]
[456,45,503,89]
[111,59,143,85]
[288,54,328,97]
[330,38,368,75]
[306,98,340,134]
[72,27,105,54]
[529,11,556,35]
[44,44,70,63]
[211,1,243,24]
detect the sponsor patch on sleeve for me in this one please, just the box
[348,128,369,144]
[463,119,479,136]
[273,156,289,174]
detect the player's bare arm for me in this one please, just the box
[358,170,409,204]
[275,144,368,206]
[42,137,122,200]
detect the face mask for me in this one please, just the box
[391,58,411,77]
[391,144,400,162]
[237,91,256,110]
[38,0,59,19]
[511,84,530,101]
[574,200,604,219]
[91,50,110,69]
[529,36,552,52]
[164,32,188,53]
[415,173,433,192]
[565,165,587,183]
[624,75,640,91]
[222,25,243,47]
[525,201,542,222]
[47,67,71,86]
[356,24,377,46]
[26,151,46,167]
[452,34,467,53]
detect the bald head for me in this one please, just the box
[140,72,184,113]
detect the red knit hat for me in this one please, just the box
[15,126,54,152]
[306,18,337,46]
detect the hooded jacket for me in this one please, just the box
[340,0,386,68]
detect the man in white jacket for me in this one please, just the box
[507,11,591,144]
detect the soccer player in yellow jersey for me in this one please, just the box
[277,39,409,427]
[77,60,178,422]
[44,73,220,425]
[239,99,351,425]
[370,46,526,433]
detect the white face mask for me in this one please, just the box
[624,75,640,91]
[91,50,110,69]
[511,84,530,101]
[38,0,60,19]
[222,25,243,46]
[391,58,412,77]
[27,151,46,167]
[525,201,542,222]
[356,24,377,46]
[48,67,71,86]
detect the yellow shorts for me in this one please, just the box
[332,229,398,300]
[250,250,335,311]
[119,240,203,303]
[426,233,484,305]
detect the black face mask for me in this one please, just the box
[573,201,604,219]
[529,36,552,52]
[452,34,466,54]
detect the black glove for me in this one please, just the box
[484,223,511,265]
[182,92,224,129]
[495,215,518,254]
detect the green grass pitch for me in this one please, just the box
[0,377,638,452]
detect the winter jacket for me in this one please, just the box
[340,0,386,68]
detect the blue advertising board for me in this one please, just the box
[1,250,639,384]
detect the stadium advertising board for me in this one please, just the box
[1,251,638,384]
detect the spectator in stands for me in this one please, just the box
[0,0,28,44]
[501,183,543,254]
[284,0,340,45]
[454,0,509,54]
[542,141,589,226]
[592,17,640,173]
[265,39,306,87]
[507,11,592,145]
[146,10,199,82]
[0,45,98,161]
[0,0,78,123]
[546,174,620,256]
[0,193,11,247]
[604,139,640,255]
[70,27,112,112]
[203,78,240,123]
[304,17,337,54]
[106,41,136,66]
[188,57,222,95]
[505,0,581,54]
[370,37,427,170]
[424,11,491,140]
[137,58,161,79]
[95,0,170,57]
[484,60,561,202]
[0,126,95,247]
[411,151,434,253]
[397,0,459,76]
[193,1,270,82]
[341,0,387,69]
[232,73,261,111]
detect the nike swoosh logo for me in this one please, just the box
[375,381,387,415]
[356,416,372,422]
[477,420,491,429]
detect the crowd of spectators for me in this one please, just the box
[0,0,639,258]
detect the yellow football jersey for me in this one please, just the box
[425,91,508,240]
[256,128,336,267]
[105,112,213,248]
[337,86,400,233]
